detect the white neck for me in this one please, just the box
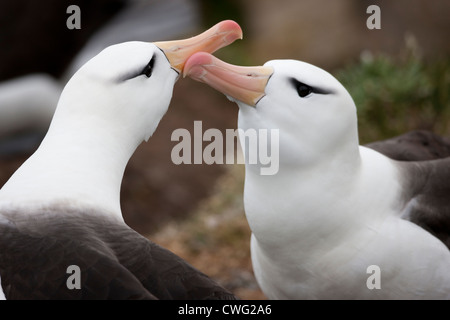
[244,145,402,254]
[0,100,144,221]
[244,146,408,299]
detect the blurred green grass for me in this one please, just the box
[336,52,450,144]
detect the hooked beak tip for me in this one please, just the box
[154,20,243,74]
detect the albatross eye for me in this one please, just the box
[290,78,333,98]
[290,78,314,98]
[141,56,155,78]
[297,83,313,98]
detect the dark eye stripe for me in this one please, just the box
[118,54,155,82]
[290,78,333,96]
[141,55,155,78]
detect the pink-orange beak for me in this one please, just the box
[184,52,274,106]
[154,20,243,74]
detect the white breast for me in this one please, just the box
[246,147,450,299]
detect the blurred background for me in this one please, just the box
[0,0,449,299]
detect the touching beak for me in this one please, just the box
[184,52,273,106]
[154,20,243,74]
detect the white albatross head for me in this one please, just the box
[184,53,360,170]
[53,21,243,144]
[0,21,242,218]
[60,41,178,143]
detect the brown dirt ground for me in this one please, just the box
[150,163,266,300]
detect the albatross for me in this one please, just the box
[184,52,450,299]
[0,20,242,300]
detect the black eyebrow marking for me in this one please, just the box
[118,54,156,82]
[289,78,334,95]
[141,55,155,77]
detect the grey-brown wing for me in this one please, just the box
[0,220,155,299]
[397,158,450,249]
[366,130,450,161]
[102,223,236,300]
[0,212,236,300]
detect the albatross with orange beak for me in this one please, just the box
[184,52,450,299]
[0,21,242,300]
